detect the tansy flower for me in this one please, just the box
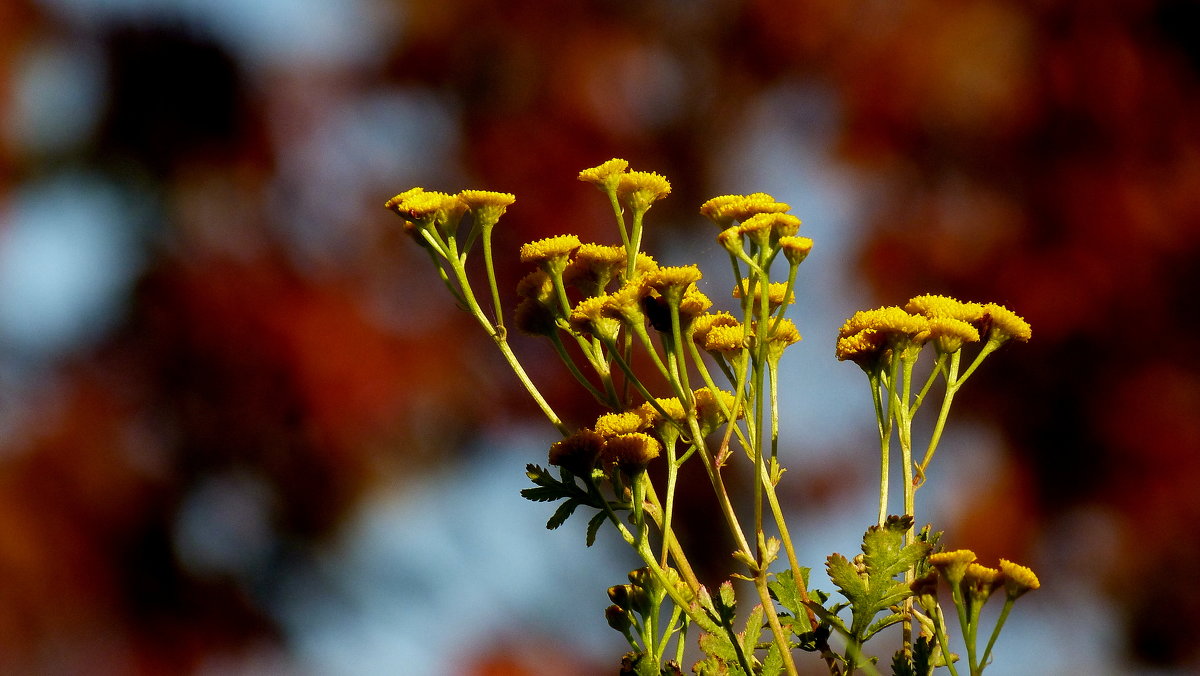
[617,171,671,212]
[641,265,703,303]
[929,549,977,585]
[694,388,740,433]
[905,294,985,323]
[779,236,813,265]
[578,158,629,191]
[962,563,1003,603]
[600,282,647,324]
[763,318,802,362]
[716,225,746,256]
[700,193,789,228]
[570,296,622,340]
[927,316,981,354]
[732,278,794,310]
[516,270,554,302]
[704,323,747,356]
[520,234,582,265]
[548,429,605,476]
[738,212,801,243]
[513,298,559,336]
[692,312,741,347]
[564,243,627,294]
[838,306,931,342]
[602,432,662,471]
[457,189,515,226]
[981,302,1032,343]
[678,287,713,320]
[593,411,649,437]
[638,397,688,427]
[835,328,888,368]
[998,559,1040,599]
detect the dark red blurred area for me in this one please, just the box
[1,0,1199,673]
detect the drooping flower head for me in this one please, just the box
[548,429,605,476]
[981,302,1032,343]
[998,559,1041,599]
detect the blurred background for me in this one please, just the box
[1,0,1198,674]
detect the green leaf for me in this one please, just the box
[520,485,567,502]
[740,604,765,654]
[863,611,905,641]
[585,510,607,547]
[546,499,580,530]
[761,641,784,676]
[715,581,737,624]
[767,568,811,619]
[825,553,867,601]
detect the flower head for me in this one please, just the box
[570,296,622,340]
[692,312,741,347]
[564,243,627,294]
[779,236,813,265]
[457,190,515,226]
[929,549,977,585]
[700,193,789,228]
[998,559,1040,599]
[548,429,605,476]
[578,158,629,191]
[520,235,582,276]
[905,294,985,323]
[764,318,802,362]
[732,278,794,310]
[835,328,888,369]
[641,265,703,305]
[513,298,559,336]
[927,316,981,354]
[593,411,649,437]
[602,432,662,471]
[962,562,1004,603]
[617,171,672,212]
[981,302,1032,343]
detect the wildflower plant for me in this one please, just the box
[385,160,1038,675]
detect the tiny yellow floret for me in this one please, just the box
[929,549,977,584]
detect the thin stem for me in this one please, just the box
[978,597,1015,672]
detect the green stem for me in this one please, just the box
[978,597,1015,673]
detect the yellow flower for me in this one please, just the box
[704,323,747,356]
[692,312,741,347]
[695,388,740,431]
[779,236,813,265]
[982,302,1032,343]
[600,282,647,324]
[617,171,672,212]
[927,316,981,354]
[519,234,582,265]
[739,212,801,240]
[564,243,628,295]
[457,189,515,226]
[732,278,794,310]
[602,432,662,470]
[962,562,1004,602]
[570,296,622,340]
[905,294,985,323]
[548,429,605,475]
[638,397,687,426]
[835,328,888,367]
[384,187,426,212]
[700,193,790,228]
[716,225,745,256]
[594,411,649,437]
[513,297,559,336]
[998,559,1040,599]
[764,318,802,361]
[678,286,713,319]
[838,306,931,343]
[516,270,554,302]
[929,549,977,585]
[578,158,629,190]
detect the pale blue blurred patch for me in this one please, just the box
[0,173,146,363]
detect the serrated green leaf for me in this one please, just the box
[863,611,905,641]
[698,632,741,666]
[520,485,568,502]
[740,604,764,654]
[761,640,784,676]
[826,553,867,601]
[585,510,606,547]
[715,581,737,623]
[767,569,806,617]
[546,499,580,530]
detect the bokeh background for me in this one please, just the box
[1,0,1198,674]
